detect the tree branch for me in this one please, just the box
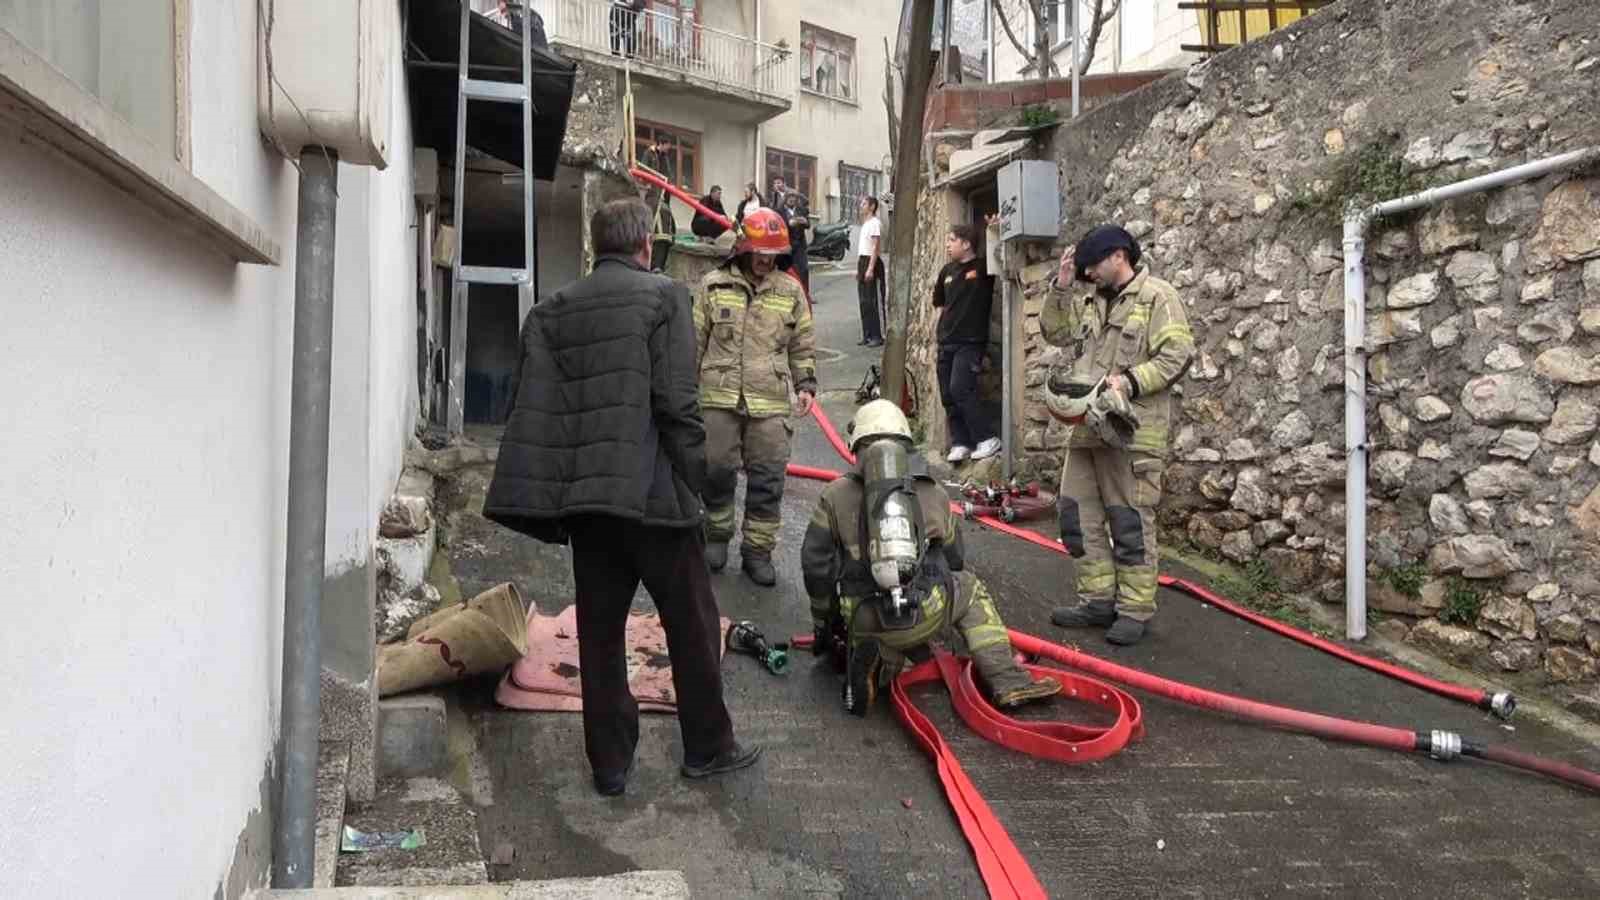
[1078,0,1122,76]
[990,0,1034,74]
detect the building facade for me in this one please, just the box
[0,1,423,895]
[523,0,901,227]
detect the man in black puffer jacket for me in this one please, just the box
[484,198,761,797]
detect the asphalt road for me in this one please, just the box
[451,267,1600,899]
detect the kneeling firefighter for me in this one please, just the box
[800,400,1063,715]
[695,207,818,586]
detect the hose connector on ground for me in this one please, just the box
[1488,691,1517,720]
[1428,730,1463,762]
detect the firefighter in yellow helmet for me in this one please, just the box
[694,207,817,585]
[800,400,1063,714]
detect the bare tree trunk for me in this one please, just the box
[880,0,936,408]
[992,0,1121,80]
[1033,0,1052,80]
[1078,0,1121,76]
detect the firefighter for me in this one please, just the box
[800,400,1063,715]
[694,207,817,586]
[1041,224,1196,646]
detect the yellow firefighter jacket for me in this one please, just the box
[1039,265,1195,457]
[694,264,817,417]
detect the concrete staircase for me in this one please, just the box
[270,701,689,899]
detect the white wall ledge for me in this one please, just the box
[0,28,280,266]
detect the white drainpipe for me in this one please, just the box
[1342,146,1600,641]
[753,0,764,190]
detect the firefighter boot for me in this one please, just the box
[742,551,777,587]
[1051,599,1117,629]
[705,542,729,572]
[1106,616,1148,646]
[844,638,883,717]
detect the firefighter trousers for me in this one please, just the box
[1057,446,1163,621]
[704,408,791,557]
[846,571,1033,697]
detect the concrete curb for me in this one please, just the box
[253,870,691,899]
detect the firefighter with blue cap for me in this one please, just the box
[1041,225,1195,646]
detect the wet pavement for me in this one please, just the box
[442,268,1600,899]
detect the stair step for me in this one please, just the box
[253,870,690,898]
[316,742,353,889]
[334,777,486,888]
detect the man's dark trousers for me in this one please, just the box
[566,515,734,778]
[937,343,994,448]
[790,252,811,296]
[856,256,885,343]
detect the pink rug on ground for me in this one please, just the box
[494,604,730,713]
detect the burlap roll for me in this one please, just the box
[377,583,529,697]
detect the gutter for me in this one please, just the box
[1341,146,1600,641]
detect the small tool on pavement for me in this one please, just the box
[726,621,789,675]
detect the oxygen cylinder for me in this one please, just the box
[860,438,922,593]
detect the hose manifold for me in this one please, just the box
[1428,730,1462,762]
[1489,691,1517,720]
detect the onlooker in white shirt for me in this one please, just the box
[855,197,884,347]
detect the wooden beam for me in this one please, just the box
[879,0,937,406]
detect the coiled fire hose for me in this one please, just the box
[788,403,1600,900]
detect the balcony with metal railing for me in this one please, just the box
[525,0,795,120]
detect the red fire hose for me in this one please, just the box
[632,166,732,230]
[788,404,1599,898]
[628,167,813,309]
[798,403,1514,719]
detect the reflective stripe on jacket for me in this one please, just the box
[1039,265,1195,457]
[694,264,817,417]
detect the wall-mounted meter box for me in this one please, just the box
[996,159,1060,243]
[257,0,396,169]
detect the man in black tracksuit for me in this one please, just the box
[932,224,1000,463]
[483,198,760,796]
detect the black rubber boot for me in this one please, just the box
[742,552,777,586]
[1106,616,1148,646]
[705,542,729,572]
[1051,600,1117,629]
[844,639,882,717]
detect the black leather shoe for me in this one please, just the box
[681,742,762,779]
[593,757,635,797]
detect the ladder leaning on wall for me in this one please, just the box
[447,0,538,438]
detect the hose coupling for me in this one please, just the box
[1489,691,1517,720]
[1429,730,1462,762]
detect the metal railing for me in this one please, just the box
[527,0,795,102]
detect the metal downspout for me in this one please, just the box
[754,0,763,191]
[273,148,339,888]
[1341,146,1599,641]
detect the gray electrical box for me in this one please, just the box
[996,159,1060,243]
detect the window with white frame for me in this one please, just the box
[0,1,179,158]
[799,23,855,102]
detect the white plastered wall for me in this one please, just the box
[0,0,417,894]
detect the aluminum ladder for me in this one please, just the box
[448,0,537,438]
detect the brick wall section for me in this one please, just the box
[924,72,1175,132]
